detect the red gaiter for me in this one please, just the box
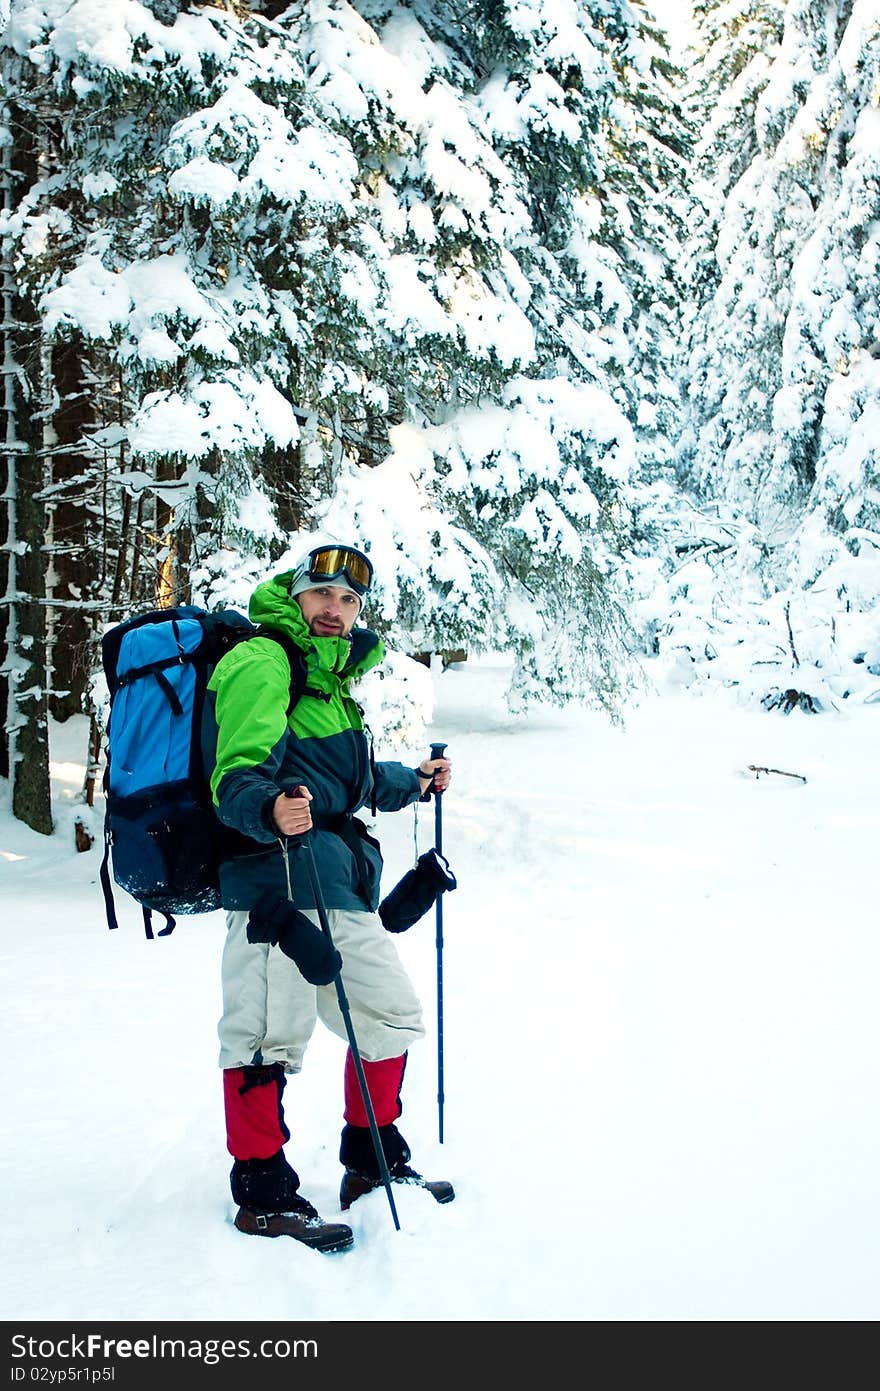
[343,1050,407,1127]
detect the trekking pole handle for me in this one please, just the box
[420,742,448,802]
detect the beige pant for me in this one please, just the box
[217,906,425,1072]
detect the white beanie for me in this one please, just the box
[288,567,360,602]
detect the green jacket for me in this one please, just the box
[206,571,421,912]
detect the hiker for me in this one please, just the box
[206,543,454,1251]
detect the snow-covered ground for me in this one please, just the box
[1,654,878,1323]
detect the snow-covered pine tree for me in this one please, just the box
[595,1,691,474]
[687,1,786,207]
[2,0,689,763]
[664,0,880,711]
[285,0,689,714]
[678,0,786,507]
[0,0,307,624]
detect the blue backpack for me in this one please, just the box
[99,605,306,938]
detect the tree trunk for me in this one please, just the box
[155,455,178,608]
[262,437,307,540]
[8,336,53,836]
[0,415,7,782]
[0,226,8,782]
[1,102,53,834]
[47,340,94,721]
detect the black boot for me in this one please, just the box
[339,1123,455,1209]
[232,1150,353,1253]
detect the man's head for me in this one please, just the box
[288,545,373,639]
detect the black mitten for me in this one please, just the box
[378,849,457,934]
[247,892,342,985]
[246,890,301,947]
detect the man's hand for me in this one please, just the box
[416,757,451,794]
[272,785,313,836]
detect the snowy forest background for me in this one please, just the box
[1,0,879,839]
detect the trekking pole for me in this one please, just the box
[422,741,448,1144]
[286,793,401,1232]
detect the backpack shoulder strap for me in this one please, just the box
[252,627,311,715]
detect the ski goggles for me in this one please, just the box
[306,545,373,596]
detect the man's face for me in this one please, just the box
[297,584,361,638]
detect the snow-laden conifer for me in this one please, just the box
[1,1,687,758]
[659,0,880,712]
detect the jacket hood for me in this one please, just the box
[250,571,385,681]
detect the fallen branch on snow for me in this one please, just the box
[747,764,807,783]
